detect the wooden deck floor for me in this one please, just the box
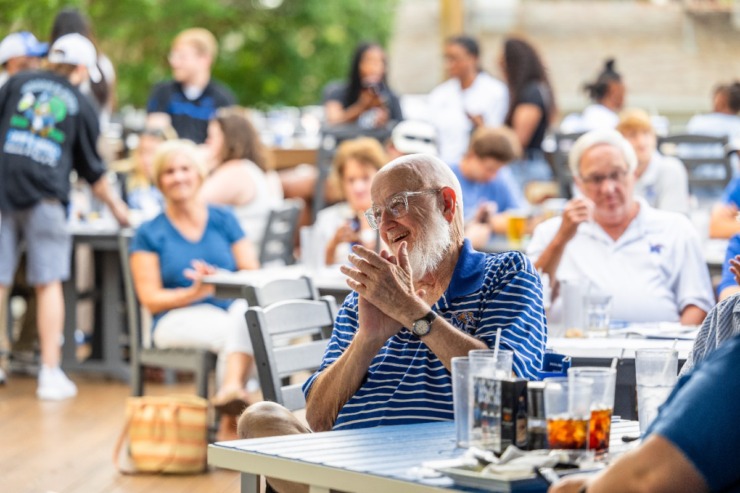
[0,373,240,493]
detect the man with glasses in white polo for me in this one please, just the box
[238,154,547,491]
[527,129,713,327]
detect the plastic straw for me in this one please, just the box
[661,339,678,378]
[492,329,501,364]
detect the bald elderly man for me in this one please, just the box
[238,154,548,493]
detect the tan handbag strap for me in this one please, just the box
[113,402,183,474]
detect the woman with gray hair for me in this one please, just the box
[527,129,713,326]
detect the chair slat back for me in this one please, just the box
[657,133,732,190]
[118,231,142,355]
[246,296,337,410]
[243,276,318,307]
[259,199,304,266]
[551,132,585,198]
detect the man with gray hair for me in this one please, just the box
[238,153,547,492]
[527,129,713,326]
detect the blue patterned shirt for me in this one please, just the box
[303,239,548,430]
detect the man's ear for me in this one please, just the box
[440,187,457,221]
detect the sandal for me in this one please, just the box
[211,389,251,416]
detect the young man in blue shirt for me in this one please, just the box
[450,126,526,249]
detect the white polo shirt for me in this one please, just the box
[634,152,690,215]
[427,72,508,164]
[526,198,714,324]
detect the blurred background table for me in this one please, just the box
[62,223,129,381]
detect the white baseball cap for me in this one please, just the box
[391,120,438,156]
[48,33,102,83]
[0,31,48,65]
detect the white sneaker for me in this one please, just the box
[37,366,78,401]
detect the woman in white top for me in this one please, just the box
[202,107,283,248]
[687,81,740,139]
[427,35,508,165]
[561,59,626,133]
[315,137,387,266]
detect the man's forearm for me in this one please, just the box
[578,436,707,493]
[417,318,488,372]
[91,175,122,210]
[679,304,707,326]
[305,334,381,432]
[533,234,568,285]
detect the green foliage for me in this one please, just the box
[0,0,397,108]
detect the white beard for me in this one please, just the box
[407,211,452,280]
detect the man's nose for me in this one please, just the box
[601,178,617,193]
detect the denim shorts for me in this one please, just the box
[0,200,71,285]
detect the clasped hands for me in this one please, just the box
[340,242,427,345]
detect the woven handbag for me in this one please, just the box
[114,394,208,474]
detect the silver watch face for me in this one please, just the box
[413,319,431,336]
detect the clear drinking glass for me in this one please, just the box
[543,376,593,450]
[452,357,472,448]
[636,349,677,434]
[469,349,514,451]
[567,367,616,457]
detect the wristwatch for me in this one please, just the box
[411,311,438,337]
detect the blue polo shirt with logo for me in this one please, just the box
[303,239,548,430]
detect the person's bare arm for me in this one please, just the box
[709,204,740,239]
[130,252,215,314]
[534,198,591,284]
[719,255,740,301]
[324,90,381,125]
[200,163,256,207]
[304,319,389,432]
[548,435,708,493]
[465,222,492,250]
[91,175,130,226]
[325,223,360,265]
[679,305,707,325]
[511,103,543,148]
[146,112,172,131]
[232,238,259,271]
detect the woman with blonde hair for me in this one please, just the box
[129,139,259,437]
[314,137,387,266]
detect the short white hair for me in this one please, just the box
[568,129,637,178]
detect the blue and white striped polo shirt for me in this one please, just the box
[302,239,548,430]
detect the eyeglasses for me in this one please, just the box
[580,169,628,187]
[364,189,440,230]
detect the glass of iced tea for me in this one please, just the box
[568,367,617,457]
[543,377,593,450]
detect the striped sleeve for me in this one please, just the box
[681,294,740,376]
